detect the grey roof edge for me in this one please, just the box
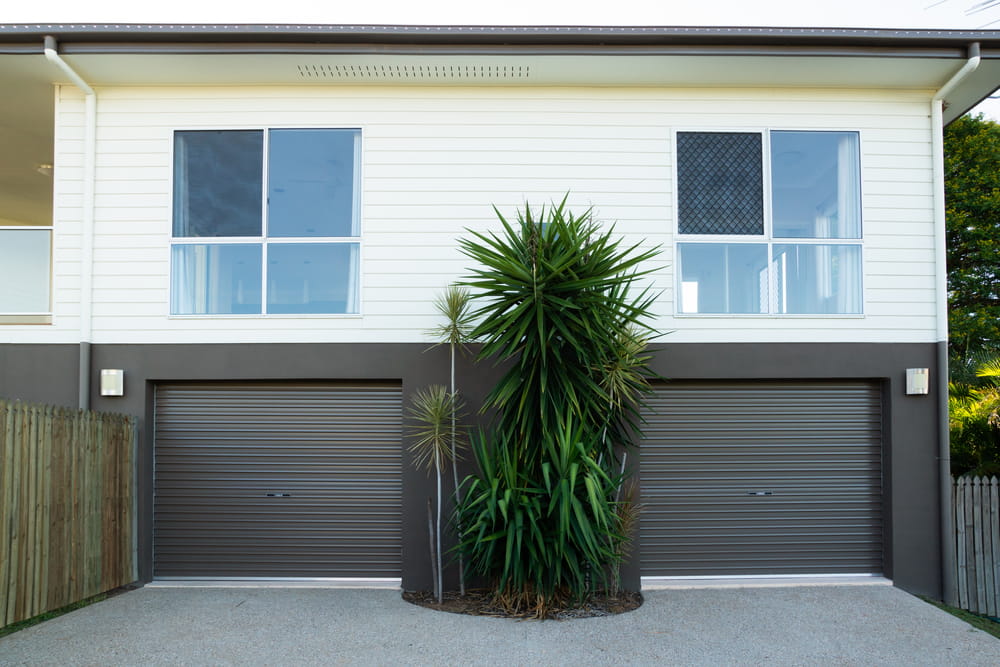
[1,23,999,48]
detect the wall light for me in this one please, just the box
[905,368,929,395]
[100,369,124,397]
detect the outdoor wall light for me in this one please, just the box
[905,368,929,395]
[100,369,124,397]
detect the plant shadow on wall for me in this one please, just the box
[404,196,661,619]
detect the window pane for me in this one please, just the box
[771,131,861,239]
[773,244,862,314]
[267,243,359,314]
[677,132,763,235]
[173,131,263,237]
[679,243,768,314]
[0,230,50,312]
[171,244,262,314]
[268,129,359,238]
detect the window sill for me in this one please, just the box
[673,313,865,319]
[0,314,52,325]
[167,314,363,320]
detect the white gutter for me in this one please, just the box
[43,35,96,411]
[931,42,980,607]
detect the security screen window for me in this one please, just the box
[676,130,863,315]
[677,131,763,236]
[171,128,361,315]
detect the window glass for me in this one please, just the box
[0,229,50,312]
[677,132,763,235]
[173,131,263,237]
[679,243,768,314]
[771,131,861,239]
[267,243,359,314]
[773,244,862,314]
[268,129,359,238]
[170,128,362,316]
[171,244,262,315]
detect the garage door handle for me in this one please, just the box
[266,493,292,497]
[747,491,773,496]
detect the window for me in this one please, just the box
[0,226,51,321]
[676,130,862,315]
[170,128,361,315]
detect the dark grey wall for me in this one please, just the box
[0,340,943,598]
[80,342,492,590]
[641,342,941,597]
[0,344,79,407]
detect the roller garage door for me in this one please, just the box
[154,383,402,578]
[640,381,883,577]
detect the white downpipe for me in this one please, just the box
[44,36,96,410]
[932,43,980,343]
[930,42,980,608]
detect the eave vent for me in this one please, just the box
[297,64,531,81]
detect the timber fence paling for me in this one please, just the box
[956,476,969,609]
[0,399,136,628]
[953,475,1000,616]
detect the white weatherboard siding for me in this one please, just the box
[13,84,938,345]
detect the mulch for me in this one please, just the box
[401,589,643,620]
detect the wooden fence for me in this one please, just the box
[954,475,1000,617]
[0,400,137,627]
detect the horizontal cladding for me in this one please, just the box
[153,382,403,578]
[35,85,938,345]
[639,381,883,576]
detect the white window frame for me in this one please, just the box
[0,225,53,324]
[169,127,363,318]
[673,127,864,318]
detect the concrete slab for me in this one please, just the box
[1,584,998,666]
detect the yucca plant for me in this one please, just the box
[454,196,660,616]
[407,384,465,603]
[427,284,476,594]
[455,417,625,616]
[461,197,659,462]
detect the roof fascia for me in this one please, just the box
[35,42,975,58]
[1,23,1000,50]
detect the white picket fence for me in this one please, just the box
[954,475,1000,616]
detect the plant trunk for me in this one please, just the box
[616,450,628,502]
[435,449,443,603]
[450,344,466,595]
[427,498,439,602]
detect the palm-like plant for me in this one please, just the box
[426,284,475,594]
[407,385,464,603]
[454,196,660,615]
[950,354,1000,475]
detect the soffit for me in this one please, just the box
[25,51,988,92]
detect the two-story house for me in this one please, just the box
[1,24,998,599]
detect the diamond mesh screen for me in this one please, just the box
[677,132,763,235]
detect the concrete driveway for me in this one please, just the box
[1,583,998,666]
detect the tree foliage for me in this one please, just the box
[950,354,1000,476]
[945,113,1000,359]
